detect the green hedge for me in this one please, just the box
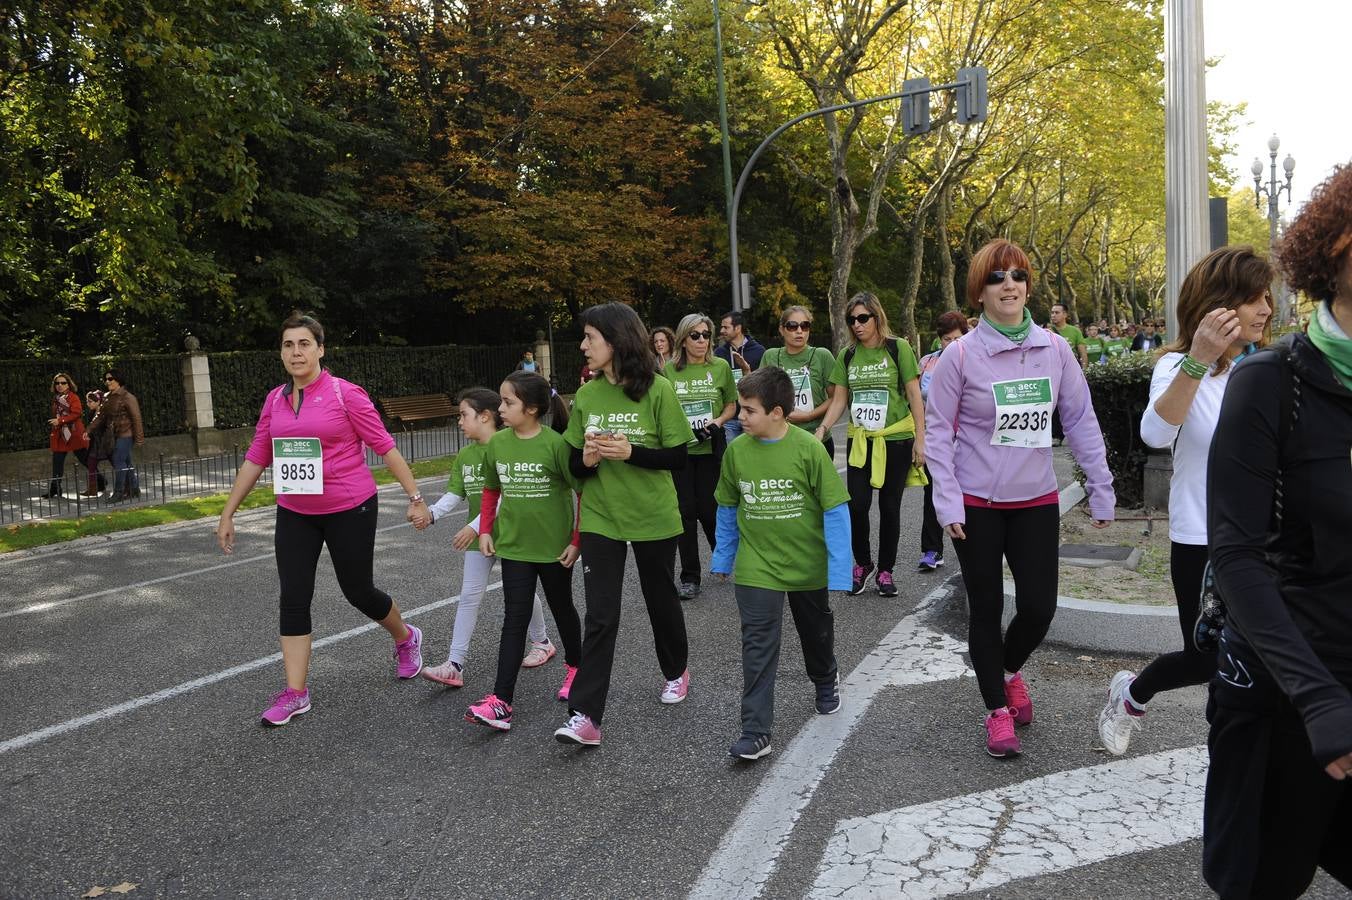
[209,344,526,429]
[1,356,186,452]
[1083,352,1156,508]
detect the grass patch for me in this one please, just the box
[0,454,457,554]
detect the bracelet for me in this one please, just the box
[407,493,423,504]
[1178,355,1208,379]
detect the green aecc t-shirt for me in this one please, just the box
[828,341,921,439]
[446,441,488,515]
[714,426,850,592]
[564,374,693,542]
[663,358,737,456]
[481,427,577,563]
[759,345,835,432]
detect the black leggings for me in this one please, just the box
[845,437,912,573]
[49,448,93,493]
[920,464,944,557]
[570,533,687,723]
[675,453,718,586]
[953,503,1060,710]
[1130,542,1214,704]
[274,494,392,636]
[494,558,582,704]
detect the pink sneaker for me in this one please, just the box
[261,686,311,726]
[465,694,512,731]
[422,659,464,688]
[1004,672,1033,725]
[660,669,690,704]
[557,665,578,702]
[395,624,423,679]
[522,639,557,669]
[554,712,602,746]
[985,707,1021,758]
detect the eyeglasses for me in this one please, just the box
[104,377,115,382]
[986,268,1029,285]
[688,331,712,341]
[54,380,68,385]
[782,321,811,332]
[846,313,874,326]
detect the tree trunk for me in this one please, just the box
[936,182,958,312]
[898,207,927,351]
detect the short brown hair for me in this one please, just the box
[1278,163,1352,303]
[1166,246,1274,375]
[737,366,794,417]
[966,239,1033,306]
[934,310,969,336]
[280,311,324,346]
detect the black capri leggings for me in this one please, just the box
[1128,542,1214,704]
[274,493,393,636]
[953,502,1060,710]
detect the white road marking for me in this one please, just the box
[808,745,1206,899]
[0,584,497,756]
[0,480,465,621]
[688,583,972,900]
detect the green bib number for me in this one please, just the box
[682,399,715,432]
[273,437,323,494]
[989,378,1054,448]
[850,389,888,429]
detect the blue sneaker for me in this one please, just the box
[729,733,773,760]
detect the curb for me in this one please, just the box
[999,480,1182,657]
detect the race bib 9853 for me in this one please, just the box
[273,437,323,494]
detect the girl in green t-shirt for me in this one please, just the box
[663,312,738,599]
[419,387,556,689]
[555,302,695,748]
[465,372,582,732]
[815,291,926,599]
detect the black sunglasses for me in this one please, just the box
[986,268,1029,285]
[782,321,811,332]
[846,313,874,326]
[104,376,115,382]
[54,380,69,385]
[688,331,712,341]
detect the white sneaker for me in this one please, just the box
[1098,670,1144,756]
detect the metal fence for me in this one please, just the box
[2,424,466,526]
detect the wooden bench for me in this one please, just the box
[377,393,455,431]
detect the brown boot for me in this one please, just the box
[78,474,100,497]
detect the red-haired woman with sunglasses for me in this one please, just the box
[925,238,1114,759]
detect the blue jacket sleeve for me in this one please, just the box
[823,502,852,591]
[711,505,739,576]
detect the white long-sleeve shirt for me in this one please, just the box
[1139,351,1233,544]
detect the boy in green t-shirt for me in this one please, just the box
[712,367,852,761]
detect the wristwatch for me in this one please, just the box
[408,493,424,504]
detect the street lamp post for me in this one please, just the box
[1252,132,1295,324]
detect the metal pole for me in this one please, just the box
[729,81,966,315]
[711,0,738,309]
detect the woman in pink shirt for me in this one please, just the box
[215,313,431,726]
[925,239,1115,758]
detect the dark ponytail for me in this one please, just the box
[456,387,503,429]
[503,371,570,433]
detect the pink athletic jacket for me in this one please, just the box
[924,319,1115,527]
[245,370,396,515]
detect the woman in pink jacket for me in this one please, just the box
[215,312,431,727]
[925,239,1115,758]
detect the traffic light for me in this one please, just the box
[956,66,988,124]
[901,78,931,136]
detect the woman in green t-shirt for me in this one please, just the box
[758,305,839,459]
[554,302,696,747]
[663,313,738,599]
[816,292,926,599]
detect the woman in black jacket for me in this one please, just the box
[1203,164,1352,900]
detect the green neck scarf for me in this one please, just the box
[983,309,1033,343]
[1308,301,1352,391]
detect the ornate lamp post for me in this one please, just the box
[1252,133,1296,324]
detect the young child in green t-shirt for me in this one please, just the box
[712,367,852,761]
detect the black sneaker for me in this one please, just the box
[815,679,842,715]
[849,563,875,596]
[678,581,700,600]
[729,733,773,760]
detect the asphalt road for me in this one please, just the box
[2,450,1345,899]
